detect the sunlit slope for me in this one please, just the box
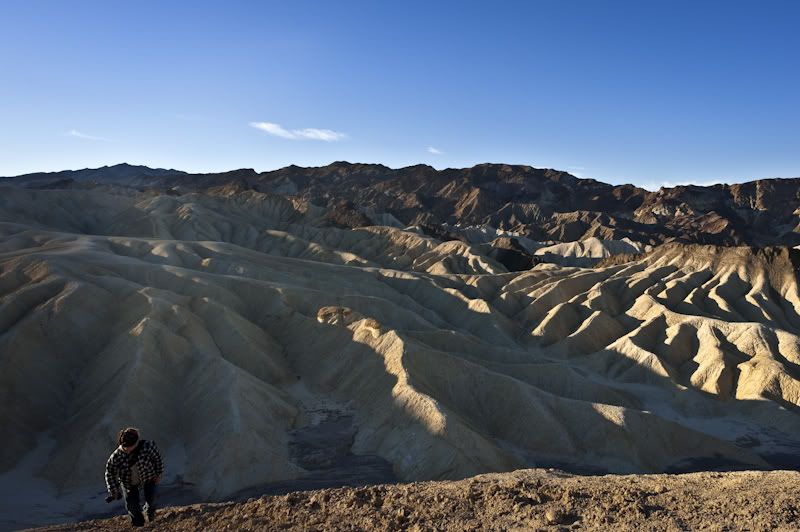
[1,185,799,502]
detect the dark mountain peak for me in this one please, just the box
[197,168,257,178]
[400,163,435,172]
[472,162,533,171]
[106,162,146,169]
[325,161,390,171]
[2,162,185,182]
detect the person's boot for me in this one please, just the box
[144,499,156,523]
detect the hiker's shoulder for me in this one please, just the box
[141,439,159,451]
[108,447,125,462]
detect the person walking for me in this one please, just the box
[104,427,164,527]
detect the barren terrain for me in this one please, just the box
[1,164,799,529]
[33,469,800,531]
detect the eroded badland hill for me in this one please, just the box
[1,163,799,530]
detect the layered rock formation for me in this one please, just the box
[6,162,800,247]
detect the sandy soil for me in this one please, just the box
[32,469,800,531]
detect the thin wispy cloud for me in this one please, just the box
[249,121,347,142]
[427,146,443,155]
[67,129,110,142]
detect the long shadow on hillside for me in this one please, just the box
[232,409,396,499]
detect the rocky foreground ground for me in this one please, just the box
[34,469,800,531]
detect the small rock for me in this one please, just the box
[545,507,577,525]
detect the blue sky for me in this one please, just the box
[1,0,798,189]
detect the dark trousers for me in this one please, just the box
[123,480,157,527]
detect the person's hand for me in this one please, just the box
[105,493,121,503]
[154,475,161,484]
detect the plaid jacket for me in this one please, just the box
[105,440,164,498]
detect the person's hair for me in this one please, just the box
[118,427,140,447]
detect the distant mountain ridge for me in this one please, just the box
[4,161,800,247]
[2,162,186,182]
